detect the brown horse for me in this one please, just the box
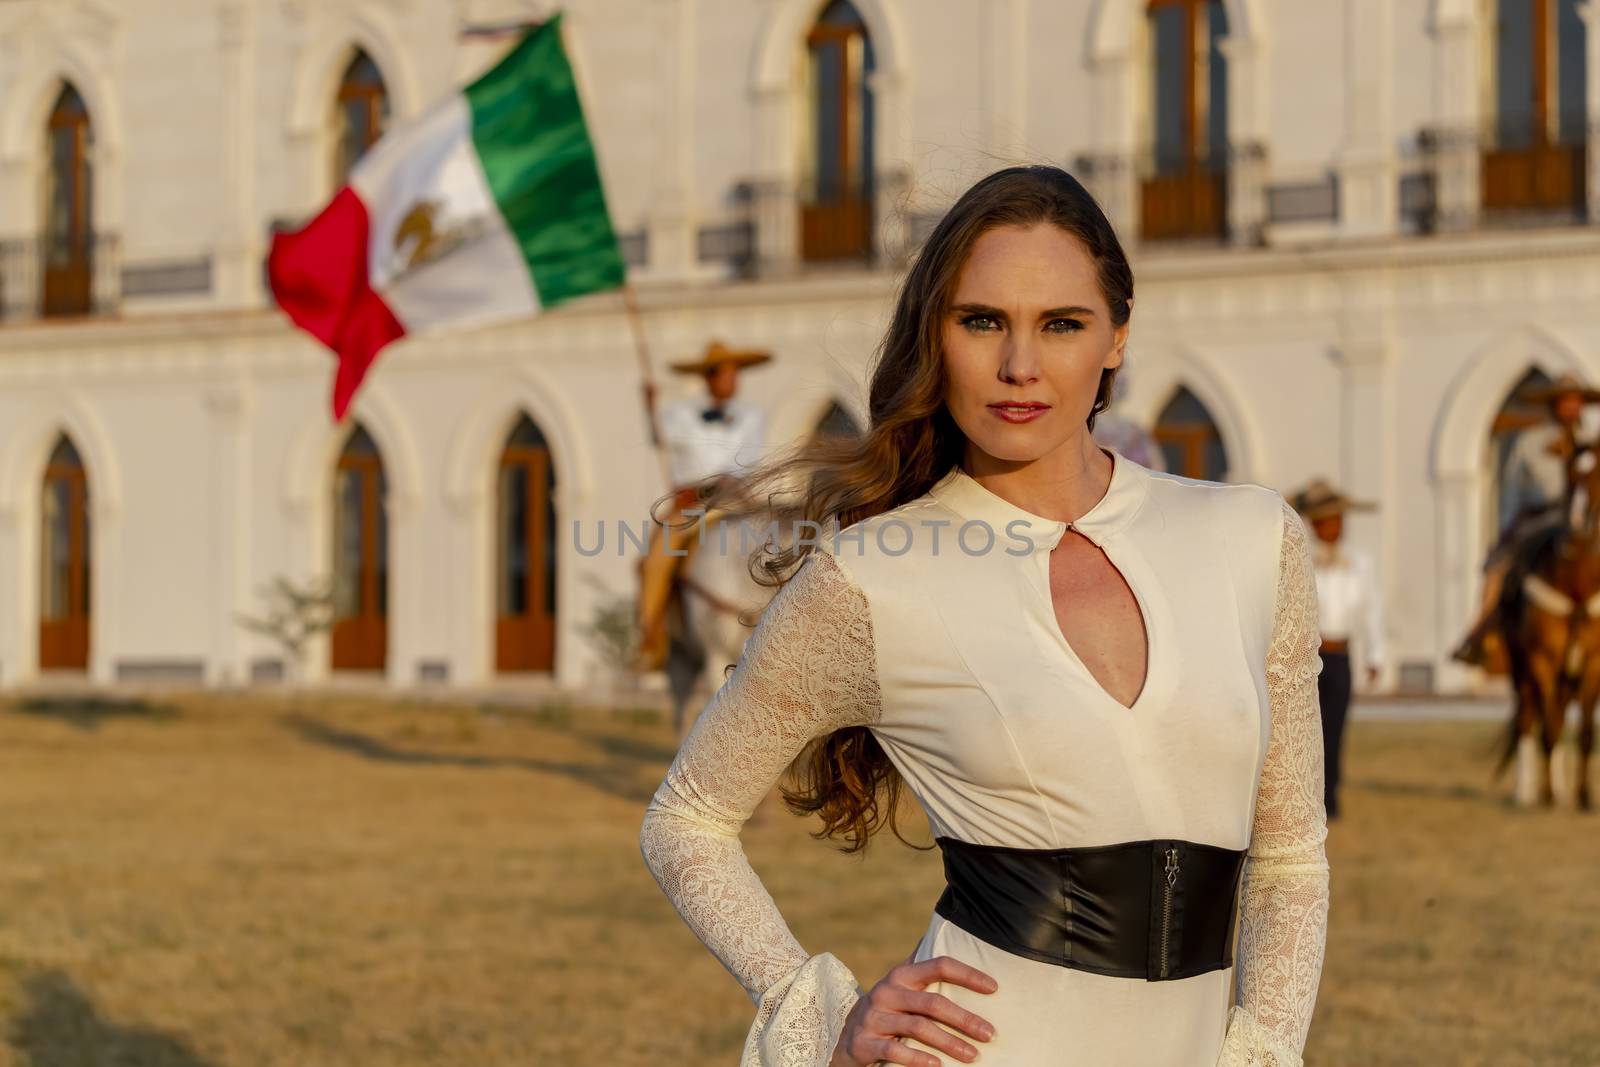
[1497,437,1600,809]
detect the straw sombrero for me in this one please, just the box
[1289,478,1375,522]
[1523,373,1600,405]
[669,339,773,375]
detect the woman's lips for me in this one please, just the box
[988,402,1051,424]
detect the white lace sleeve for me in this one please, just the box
[639,549,882,1067]
[1219,497,1331,1067]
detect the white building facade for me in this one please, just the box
[1,0,1593,696]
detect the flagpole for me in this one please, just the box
[622,281,677,495]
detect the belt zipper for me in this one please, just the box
[1159,846,1180,978]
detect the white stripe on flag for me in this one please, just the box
[351,94,541,334]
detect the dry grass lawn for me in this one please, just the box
[0,691,1594,1066]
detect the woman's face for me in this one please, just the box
[940,222,1130,468]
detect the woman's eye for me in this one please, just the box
[960,314,1000,332]
[1046,318,1084,333]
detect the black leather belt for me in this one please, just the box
[932,836,1247,981]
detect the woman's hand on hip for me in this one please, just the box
[828,951,997,1066]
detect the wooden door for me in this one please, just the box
[334,50,390,186]
[43,85,92,318]
[330,428,387,671]
[40,437,90,670]
[1483,0,1587,212]
[1140,0,1229,241]
[801,1,875,262]
[496,419,557,672]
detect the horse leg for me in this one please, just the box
[1576,657,1599,812]
[1576,694,1597,812]
[1550,672,1578,807]
[1513,669,1544,808]
[1530,647,1565,807]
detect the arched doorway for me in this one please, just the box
[44,83,94,318]
[1153,385,1228,480]
[813,398,864,440]
[1141,0,1228,241]
[496,415,558,672]
[333,49,390,186]
[39,435,90,670]
[331,424,388,671]
[801,0,876,262]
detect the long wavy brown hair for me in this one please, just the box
[702,165,1135,853]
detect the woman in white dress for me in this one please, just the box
[638,165,1328,1067]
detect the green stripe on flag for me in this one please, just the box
[466,13,626,307]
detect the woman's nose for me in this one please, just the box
[998,336,1040,385]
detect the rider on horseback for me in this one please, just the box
[1454,374,1599,672]
[637,340,772,691]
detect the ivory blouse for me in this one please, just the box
[640,447,1329,1066]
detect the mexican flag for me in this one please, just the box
[268,13,625,420]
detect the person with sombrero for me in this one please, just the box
[636,340,773,713]
[1455,372,1600,672]
[1290,477,1386,820]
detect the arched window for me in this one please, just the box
[333,50,390,186]
[43,84,94,318]
[40,435,91,670]
[1153,385,1228,480]
[1489,366,1559,533]
[801,0,876,262]
[331,424,388,671]
[813,399,864,440]
[496,414,558,672]
[1141,0,1228,241]
[1483,0,1587,213]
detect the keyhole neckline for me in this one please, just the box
[1044,536,1156,713]
[927,446,1151,552]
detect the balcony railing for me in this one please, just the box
[720,168,912,278]
[0,234,121,320]
[1139,150,1229,243]
[1481,131,1586,216]
[1421,122,1589,229]
[799,173,875,263]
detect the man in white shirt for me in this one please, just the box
[654,363,769,495]
[636,340,771,692]
[1455,375,1596,672]
[1290,478,1386,821]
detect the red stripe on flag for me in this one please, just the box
[267,186,406,421]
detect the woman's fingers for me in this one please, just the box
[871,985,994,1043]
[856,1034,941,1067]
[843,954,998,1067]
[879,1011,985,1063]
[892,954,999,995]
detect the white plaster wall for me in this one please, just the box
[1265,0,1346,173]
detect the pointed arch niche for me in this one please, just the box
[495,414,558,673]
[332,48,390,187]
[330,423,388,672]
[749,0,911,268]
[39,434,90,671]
[1085,0,1266,244]
[1429,324,1597,686]
[43,83,95,317]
